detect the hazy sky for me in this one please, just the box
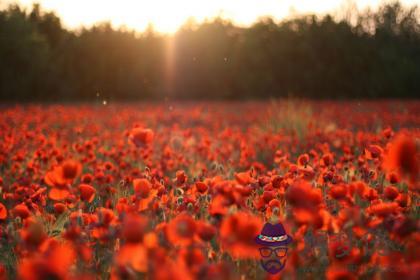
[5,0,420,33]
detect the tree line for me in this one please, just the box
[0,1,419,101]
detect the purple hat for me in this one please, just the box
[255,222,293,246]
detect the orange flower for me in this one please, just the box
[209,194,230,216]
[365,144,383,159]
[61,160,82,181]
[45,159,82,201]
[133,178,151,198]
[81,173,94,184]
[13,204,30,219]
[49,188,71,201]
[297,153,310,166]
[320,153,334,167]
[286,180,322,211]
[78,184,96,202]
[0,264,5,279]
[53,203,67,214]
[384,186,399,200]
[326,265,356,280]
[133,179,158,211]
[21,220,47,248]
[383,134,418,185]
[0,203,7,220]
[18,242,75,280]
[262,190,276,203]
[178,247,206,274]
[166,213,196,246]
[196,221,216,242]
[234,172,255,185]
[97,207,116,226]
[368,202,399,217]
[115,243,148,272]
[175,170,187,185]
[329,184,347,200]
[129,127,154,148]
[44,159,82,187]
[195,182,208,194]
[122,214,148,243]
[220,211,262,258]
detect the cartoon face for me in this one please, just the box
[255,222,293,274]
[258,245,288,274]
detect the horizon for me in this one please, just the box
[2,0,419,33]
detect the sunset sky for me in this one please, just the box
[4,0,420,33]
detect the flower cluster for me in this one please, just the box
[0,101,418,280]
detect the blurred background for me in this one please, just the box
[0,0,419,101]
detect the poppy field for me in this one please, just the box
[0,100,419,280]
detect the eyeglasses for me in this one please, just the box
[259,247,288,258]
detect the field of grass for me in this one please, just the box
[0,100,418,279]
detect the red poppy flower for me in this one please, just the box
[196,221,216,242]
[45,160,82,201]
[262,190,276,203]
[175,170,187,185]
[18,242,75,280]
[49,188,71,201]
[44,159,82,187]
[21,220,47,248]
[133,178,151,198]
[320,153,333,167]
[122,214,148,243]
[209,195,231,216]
[383,134,418,184]
[116,243,148,272]
[326,266,357,280]
[387,172,400,184]
[97,207,115,226]
[129,127,154,148]
[178,247,206,274]
[195,182,208,194]
[368,202,399,217]
[81,173,94,184]
[166,213,196,246]
[286,180,322,211]
[234,172,255,185]
[383,186,399,200]
[78,184,96,203]
[0,264,5,279]
[53,203,67,214]
[365,144,383,159]
[0,203,7,220]
[297,153,310,166]
[13,204,30,219]
[219,211,262,258]
[329,184,347,200]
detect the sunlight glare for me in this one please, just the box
[7,0,420,33]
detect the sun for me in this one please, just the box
[11,0,228,33]
[7,0,417,33]
[9,0,289,33]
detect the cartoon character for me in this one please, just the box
[255,222,293,274]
